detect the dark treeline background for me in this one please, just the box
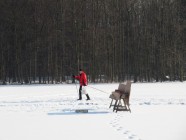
[0,0,185,84]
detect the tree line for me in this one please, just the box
[0,0,185,84]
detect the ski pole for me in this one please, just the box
[74,79,79,94]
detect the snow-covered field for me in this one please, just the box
[0,82,186,140]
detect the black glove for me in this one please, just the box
[72,75,75,78]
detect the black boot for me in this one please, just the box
[77,92,82,100]
[86,94,90,100]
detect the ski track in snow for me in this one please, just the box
[0,96,185,113]
[0,95,111,113]
[132,98,186,105]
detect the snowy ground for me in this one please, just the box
[0,82,186,140]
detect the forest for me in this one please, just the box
[0,0,185,84]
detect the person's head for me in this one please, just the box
[79,69,83,74]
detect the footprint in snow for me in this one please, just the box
[123,130,129,134]
[117,126,123,131]
[127,134,142,140]
[128,134,136,139]
[110,114,142,140]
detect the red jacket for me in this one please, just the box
[74,71,88,86]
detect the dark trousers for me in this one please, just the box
[78,86,82,99]
[78,86,90,100]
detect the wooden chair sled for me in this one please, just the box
[109,81,132,113]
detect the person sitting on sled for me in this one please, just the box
[73,69,90,100]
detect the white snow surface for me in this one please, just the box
[0,82,186,140]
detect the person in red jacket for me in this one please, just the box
[73,69,90,100]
